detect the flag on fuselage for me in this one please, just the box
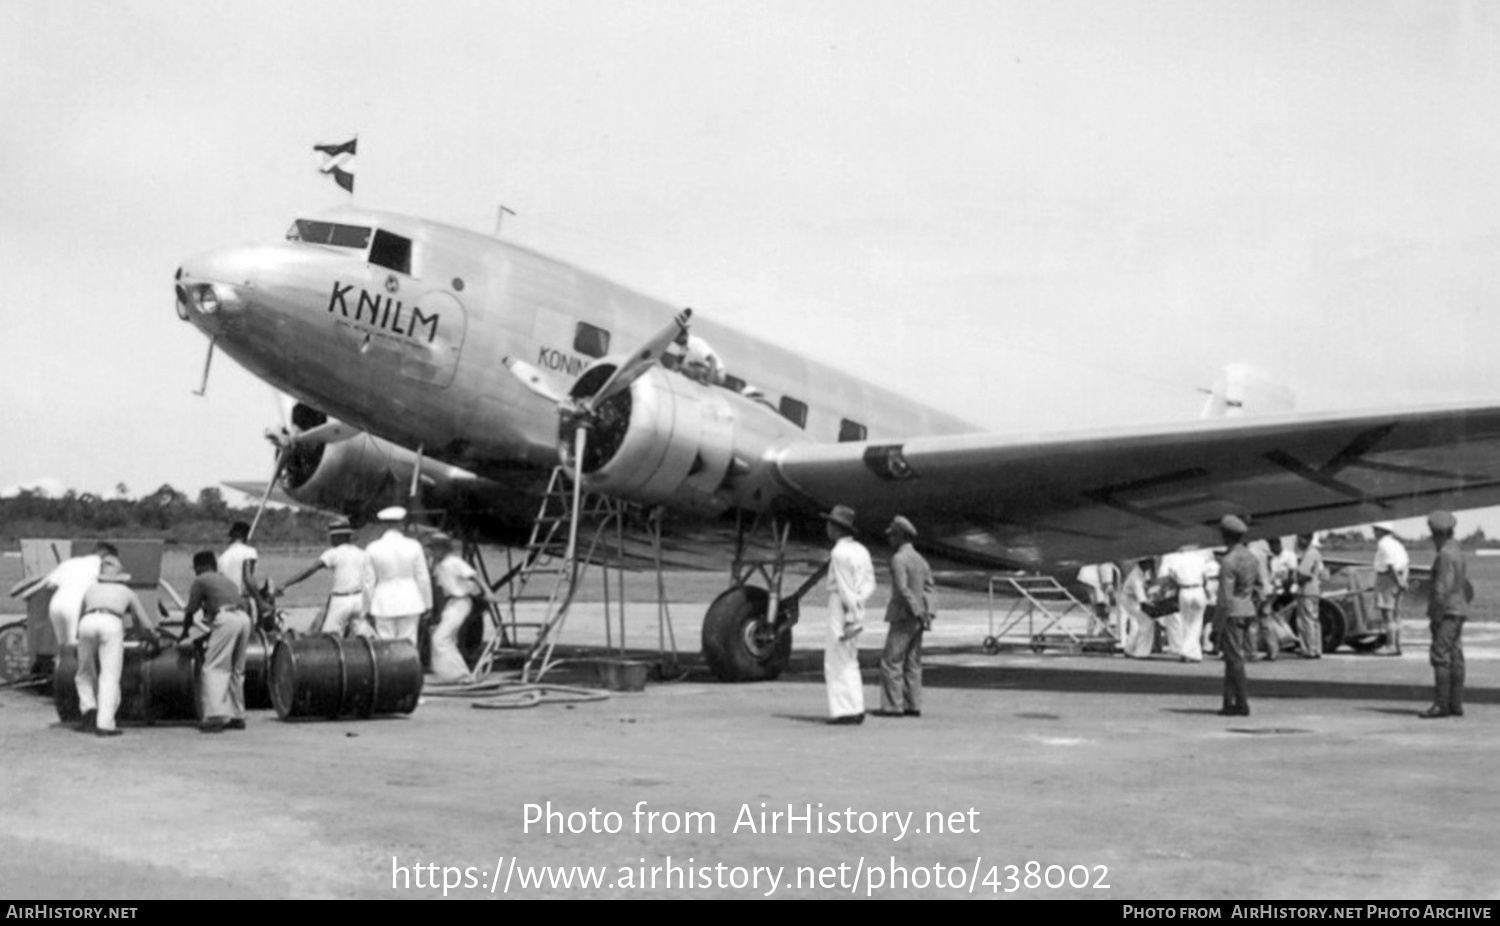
[314,137,357,193]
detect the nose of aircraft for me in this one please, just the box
[174,245,259,323]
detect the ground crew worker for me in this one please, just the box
[823,504,874,726]
[177,551,253,733]
[875,516,933,718]
[280,520,374,638]
[427,533,490,684]
[41,542,113,647]
[1077,562,1121,638]
[365,507,432,645]
[1217,515,1262,717]
[1294,533,1326,658]
[1158,548,1207,663]
[74,557,163,737]
[1372,522,1409,656]
[1263,537,1300,658]
[1422,510,1470,719]
[1202,553,1221,656]
[219,521,264,626]
[1121,558,1158,658]
[219,521,258,597]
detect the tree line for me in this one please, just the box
[0,485,328,547]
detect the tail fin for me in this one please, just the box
[1200,363,1296,419]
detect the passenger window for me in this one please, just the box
[839,419,867,442]
[722,374,746,393]
[370,229,413,275]
[779,396,808,429]
[574,322,611,359]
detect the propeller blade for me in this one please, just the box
[581,308,691,411]
[503,357,568,405]
[409,443,425,502]
[294,419,360,446]
[271,389,290,432]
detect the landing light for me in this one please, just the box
[195,285,220,315]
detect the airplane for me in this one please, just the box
[174,205,1500,681]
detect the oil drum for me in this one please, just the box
[244,629,291,710]
[53,642,199,724]
[269,635,423,720]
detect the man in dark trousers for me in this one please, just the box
[875,515,934,718]
[178,551,254,733]
[1422,510,1470,719]
[1217,515,1262,717]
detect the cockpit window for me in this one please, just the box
[285,220,372,249]
[369,229,413,275]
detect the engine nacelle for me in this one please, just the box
[280,432,416,515]
[276,404,531,529]
[567,364,781,515]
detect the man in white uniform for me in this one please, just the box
[1121,559,1158,658]
[365,507,432,645]
[218,521,261,624]
[823,504,874,725]
[41,542,111,647]
[1076,562,1121,638]
[428,533,490,684]
[75,557,163,736]
[1158,547,1207,662]
[280,521,374,637]
[1372,523,1410,656]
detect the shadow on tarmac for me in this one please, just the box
[778,650,1469,704]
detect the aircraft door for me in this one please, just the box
[399,289,466,388]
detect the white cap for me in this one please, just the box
[1372,522,1396,534]
[377,506,407,522]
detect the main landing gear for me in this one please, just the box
[700,513,827,683]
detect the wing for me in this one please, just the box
[774,402,1500,570]
[221,481,301,509]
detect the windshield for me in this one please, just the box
[285,219,372,249]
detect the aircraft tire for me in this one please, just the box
[1347,634,1387,654]
[702,586,791,682]
[1319,599,1346,654]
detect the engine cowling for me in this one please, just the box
[566,363,784,515]
[280,431,414,515]
[275,405,532,529]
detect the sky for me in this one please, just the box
[3,0,1500,536]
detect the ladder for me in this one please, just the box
[985,574,1117,654]
[471,466,630,682]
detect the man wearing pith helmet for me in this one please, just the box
[1421,510,1470,719]
[875,515,934,719]
[1216,514,1262,717]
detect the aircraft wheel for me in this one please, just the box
[1319,600,1346,654]
[982,636,1000,655]
[702,586,791,682]
[0,621,30,685]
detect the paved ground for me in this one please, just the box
[2,605,1498,899]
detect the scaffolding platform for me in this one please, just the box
[983,573,1119,655]
[469,467,680,683]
